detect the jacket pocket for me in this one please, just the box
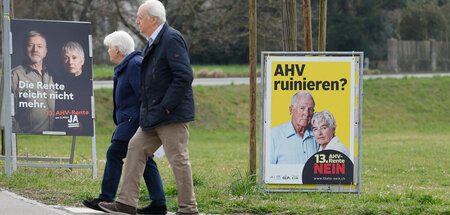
[146,104,167,126]
[117,111,132,124]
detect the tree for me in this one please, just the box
[399,1,448,41]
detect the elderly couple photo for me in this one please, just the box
[270,91,351,165]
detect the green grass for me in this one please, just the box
[92,65,115,80]
[93,64,252,80]
[1,76,449,214]
[191,64,253,77]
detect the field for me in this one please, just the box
[0,76,449,214]
[93,64,252,79]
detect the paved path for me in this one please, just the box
[0,189,176,215]
[93,73,450,89]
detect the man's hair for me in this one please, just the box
[103,31,135,56]
[61,41,85,59]
[142,0,166,24]
[311,110,337,130]
[291,91,315,107]
[25,30,47,46]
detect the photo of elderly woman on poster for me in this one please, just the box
[311,110,350,157]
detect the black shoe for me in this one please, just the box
[137,205,167,215]
[82,198,106,212]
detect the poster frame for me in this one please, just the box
[259,51,363,193]
[1,17,97,178]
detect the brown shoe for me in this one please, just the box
[175,212,199,215]
[99,201,136,215]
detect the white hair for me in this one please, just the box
[291,91,315,107]
[103,31,135,56]
[141,0,166,23]
[312,110,337,130]
[61,41,84,59]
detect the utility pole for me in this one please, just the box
[281,0,297,51]
[249,0,257,176]
[303,0,312,51]
[318,0,327,51]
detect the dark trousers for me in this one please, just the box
[99,140,166,206]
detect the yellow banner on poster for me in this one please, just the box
[270,60,352,148]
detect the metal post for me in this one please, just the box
[68,136,76,171]
[2,0,13,177]
[12,133,16,171]
[249,0,257,176]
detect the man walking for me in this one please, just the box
[82,31,166,214]
[100,0,198,214]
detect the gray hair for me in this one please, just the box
[103,31,135,56]
[25,30,47,46]
[61,41,84,59]
[291,91,315,107]
[311,110,337,130]
[141,0,166,24]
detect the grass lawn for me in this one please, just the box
[93,64,252,79]
[1,76,449,214]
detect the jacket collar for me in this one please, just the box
[114,50,142,75]
[142,22,168,59]
[151,22,168,47]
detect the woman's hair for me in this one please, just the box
[311,110,336,130]
[61,41,84,59]
[103,31,135,56]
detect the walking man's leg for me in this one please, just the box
[157,122,198,214]
[116,127,162,207]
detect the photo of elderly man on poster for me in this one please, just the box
[11,30,56,134]
[270,91,319,164]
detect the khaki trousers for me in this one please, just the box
[116,122,198,213]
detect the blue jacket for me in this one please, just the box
[140,23,195,130]
[112,50,142,142]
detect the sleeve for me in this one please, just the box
[271,128,278,164]
[128,57,142,103]
[11,70,21,132]
[161,33,193,112]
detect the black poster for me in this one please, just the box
[10,19,93,136]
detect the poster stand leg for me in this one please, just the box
[1,130,4,155]
[91,135,97,179]
[12,133,16,172]
[69,136,76,171]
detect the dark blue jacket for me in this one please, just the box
[112,50,142,142]
[140,23,195,130]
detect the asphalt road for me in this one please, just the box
[93,73,450,89]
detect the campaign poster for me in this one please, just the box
[263,56,358,187]
[10,19,93,136]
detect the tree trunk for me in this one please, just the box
[281,0,297,51]
[303,0,312,51]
